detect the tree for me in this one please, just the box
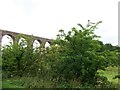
[2,35,39,77]
[50,21,110,85]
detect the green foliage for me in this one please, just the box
[2,80,24,88]
[50,21,115,85]
[2,35,39,77]
[98,66,118,88]
[2,21,118,88]
[97,42,119,66]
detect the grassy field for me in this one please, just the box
[98,66,118,86]
[2,66,119,88]
[2,80,24,88]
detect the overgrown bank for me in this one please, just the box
[2,21,119,88]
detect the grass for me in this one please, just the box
[2,80,24,88]
[98,66,118,86]
[2,66,119,88]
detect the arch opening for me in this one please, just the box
[33,40,41,49]
[18,38,27,48]
[1,35,14,48]
[45,42,50,48]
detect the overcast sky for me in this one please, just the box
[0,0,119,45]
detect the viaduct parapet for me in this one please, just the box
[0,29,51,47]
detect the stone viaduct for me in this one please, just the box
[0,29,51,47]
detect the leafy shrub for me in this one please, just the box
[50,21,113,85]
[2,35,39,77]
[2,21,118,88]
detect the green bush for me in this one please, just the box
[50,21,114,85]
[2,35,39,77]
[2,21,118,88]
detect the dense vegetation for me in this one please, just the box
[2,21,119,88]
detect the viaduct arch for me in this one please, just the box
[0,29,51,48]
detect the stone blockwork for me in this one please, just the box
[0,29,51,47]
